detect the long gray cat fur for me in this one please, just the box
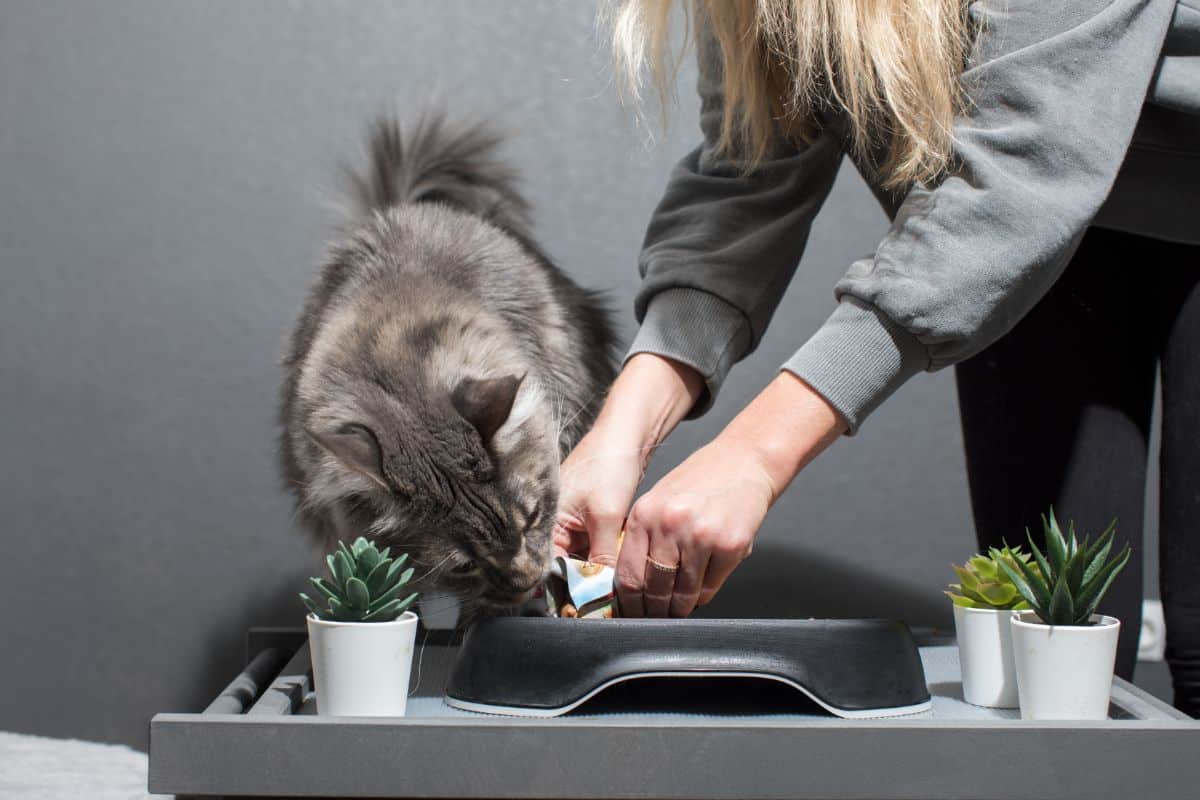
[280,111,616,610]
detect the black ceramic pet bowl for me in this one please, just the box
[444,617,931,718]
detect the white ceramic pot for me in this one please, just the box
[306,611,418,716]
[1010,611,1120,720]
[952,604,1019,708]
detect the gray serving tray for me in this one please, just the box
[150,627,1200,799]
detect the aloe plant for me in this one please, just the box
[995,509,1130,627]
[300,537,418,622]
[945,545,1036,610]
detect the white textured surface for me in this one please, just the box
[0,731,166,799]
[308,612,416,716]
[953,605,1019,708]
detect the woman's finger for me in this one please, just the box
[584,503,627,568]
[697,546,744,607]
[614,522,649,617]
[642,537,681,618]
[552,516,587,559]
[669,547,709,618]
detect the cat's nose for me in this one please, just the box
[503,546,548,591]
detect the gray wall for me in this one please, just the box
[0,1,1147,751]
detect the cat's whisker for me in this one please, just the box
[410,551,455,584]
[558,393,592,434]
[552,386,569,442]
[410,624,432,699]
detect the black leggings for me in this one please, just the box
[955,226,1200,717]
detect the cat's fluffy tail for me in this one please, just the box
[346,111,533,239]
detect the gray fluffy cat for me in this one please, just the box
[281,112,616,610]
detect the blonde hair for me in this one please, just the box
[610,0,972,190]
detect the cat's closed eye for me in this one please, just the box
[519,504,541,530]
[450,559,477,575]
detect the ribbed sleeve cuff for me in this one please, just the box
[624,288,752,418]
[782,297,929,434]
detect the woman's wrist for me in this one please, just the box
[594,353,704,459]
[719,371,847,502]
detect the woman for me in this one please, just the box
[554,0,1199,716]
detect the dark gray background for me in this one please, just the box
[0,0,1160,750]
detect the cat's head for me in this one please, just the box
[297,299,559,610]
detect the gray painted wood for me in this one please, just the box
[202,648,289,716]
[247,643,312,716]
[151,645,1200,798]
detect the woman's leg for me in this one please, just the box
[1156,251,1200,717]
[954,226,1157,680]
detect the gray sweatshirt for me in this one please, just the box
[627,0,1198,432]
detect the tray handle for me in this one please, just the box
[202,646,292,714]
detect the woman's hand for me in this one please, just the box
[617,371,846,617]
[617,432,773,617]
[555,353,704,566]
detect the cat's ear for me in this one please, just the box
[451,374,523,443]
[306,423,388,489]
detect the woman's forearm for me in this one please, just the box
[594,353,705,462]
[719,371,847,503]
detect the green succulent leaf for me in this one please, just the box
[377,567,415,607]
[360,592,418,623]
[364,559,392,596]
[1007,549,1050,608]
[949,545,1043,611]
[993,512,1132,626]
[299,592,324,618]
[1025,534,1054,595]
[946,590,979,608]
[327,596,352,621]
[977,582,1018,606]
[360,600,404,622]
[952,565,981,592]
[1064,547,1086,597]
[330,550,353,589]
[397,566,414,587]
[356,546,381,579]
[378,556,404,590]
[395,592,418,616]
[967,555,997,580]
[345,576,370,609]
[1081,523,1116,587]
[994,551,1043,613]
[950,546,1046,609]
[1009,545,1033,565]
[1076,543,1131,622]
[367,572,411,612]
[1047,573,1076,625]
[1044,510,1068,577]
[309,577,341,604]
[306,540,421,623]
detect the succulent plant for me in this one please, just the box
[300,537,418,622]
[995,508,1130,627]
[945,545,1036,610]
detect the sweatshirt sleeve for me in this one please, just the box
[784,0,1178,432]
[625,21,844,417]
